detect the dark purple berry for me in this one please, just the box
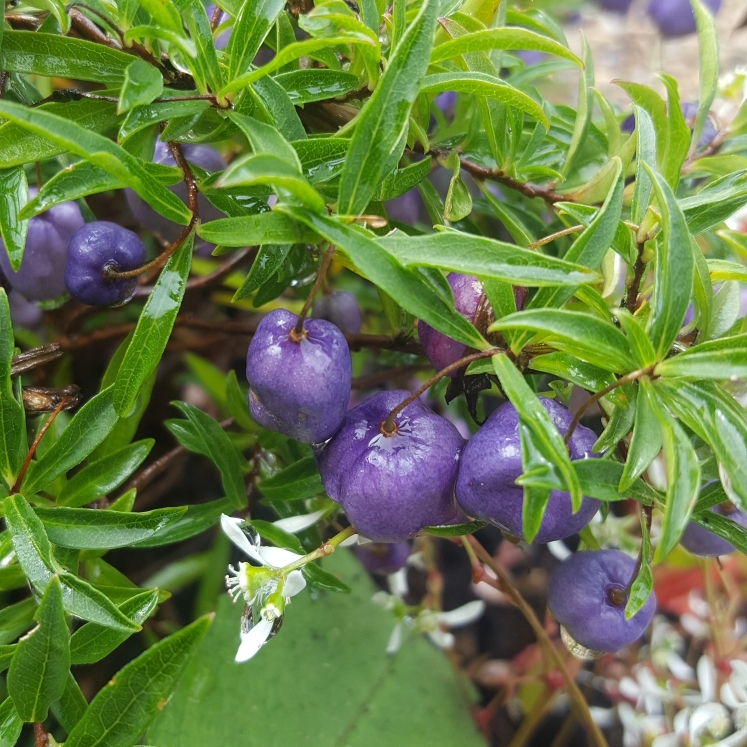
[594,0,634,12]
[0,189,84,303]
[315,390,466,542]
[647,0,721,38]
[64,221,146,307]
[455,397,601,543]
[312,290,362,334]
[681,503,747,557]
[385,189,425,225]
[354,542,411,575]
[548,550,657,653]
[246,308,352,444]
[125,141,225,245]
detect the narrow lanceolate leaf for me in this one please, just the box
[691,0,719,156]
[64,615,212,747]
[619,380,662,492]
[376,231,599,287]
[492,354,582,523]
[186,1,224,99]
[563,36,593,178]
[643,164,694,362]
[58,440,154,507]
[227,0,286,81]
[647,386,700,563]
[3,496,139,631]
[118,59,164,115]
[171,402,246,509]
[198,213,318,246]
[0,167,28,272]
[338,0,437,215]
[0,31,132,83]
[690,510,747,555]
[7,576,69,723]
[22,387,119,496]
[36,507,187,549]
[0,291,25,488]
[658,74,691,191]
[279,205,487,350]
[625,510,653,620]
[114,235,193,417]
[0,698,22,747]
[631,106,656,226]
[654,334,747,380]
[257,456,324,502]
[573,459,659,506]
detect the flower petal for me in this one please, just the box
[698,656,716,702]
[259,546,304,569]
[387,568,408,599]
[386,621,403,655]
[427,629,455,649]
[273,509,326,534]
[437,600,485,628]
[284,570,306,597]
[221,514,263,564]
[235,617,273,662]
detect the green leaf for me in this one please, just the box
[492,354,582,525]
[658,74,691,190]
[654,334,747,380]
[643,164,694,362]
[625,510,653,620]
[443,152,472,223]
[423,521,488,537]
[0,167,28,272]
[51,673,88,733]
[186,1,225,100]
[0,291,25,488]
[420,72,548,127]
[65,615,212,747]
[0,598,37,646]
[563,36,592,178]
[302,560,352,593]
[0,101,190,226]
[614,309,656,369]
[379,158,431,201]
[70,589,160,665]
[227,0,286,81]
[148,552,484,746]
[0,31,132,83]
[619,380,661,491]
[691,0,719,155]
[0,698,22,747]
[7,576,69,723]
[294,138,349,185]
[680,170,747,236]
[274,69,359,105]
[491,309,637,373]
[278,206,487,350]
[573,459,658,505]
[631,106,656,226]
[250,76,306,142]
[118,59,164,115]
[528,352,618,397]
[689,510,747,555]
[257,456,323,502]
[338,0,437,215]
[22,387,119,496]
[376,231,599,287]
[251,520,304,554]
[58,440,154,507]
[232,244,292,302]
[198,213,318,246]
[171,402,247,509]
[114,235,193,417]
[225,371,255,430]
[36,506,186,549]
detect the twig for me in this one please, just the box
[34,723,48,747]
[291,244,335,338]
[625,242,647,313]
[528,225,583,251]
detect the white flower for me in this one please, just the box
[413,601,486,651]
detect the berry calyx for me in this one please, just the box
[64,222,147,307]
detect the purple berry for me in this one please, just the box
[681,504,747,557]
[548,550,657,652]
[315,390,466,542]
[125,141,225,245]
[455,398,601,543]
[354,542,411,575]
[0,189,84,302]
[594,0,634,11]
[64,221,147,307]
[246,308,352,443]
[312,290,362,334]
[648,0,721,38]
[385,189,425,225]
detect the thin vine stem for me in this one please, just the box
[292,244,336,338]
[528,225,583,251]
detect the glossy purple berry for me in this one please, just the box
[354,542,411,575]
[64,222,146,307]
[246,308,352,443]
[315,390,466,542]
[0,189,84,303]
[312,290,362,334]
[126,140,225,245]
[455,398,601,543]
[648,0,721,38]
[681,504,747,557]
[548,550,657,653]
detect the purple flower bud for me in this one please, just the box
[0,189,84,302]
[312,290,363,334]
[64,221,147,307]
[354,542,411,575]
[681,503,747,557]
[315,390,466,542]
[647,0,721,38]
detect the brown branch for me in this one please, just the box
[625,242,647,313]
[34,723,48,747]
[11,344,63,377]
[69,7,122,50]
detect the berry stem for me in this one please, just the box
[464,535,610,747]
[103,141,199,282]
[281,525,356,573]
[527,225,583,251]
[291,244,336,339]
[563,365,655,446]
[381,348,503,434]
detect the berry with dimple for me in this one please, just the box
[315,390,466,542]
[681,504,747,557]
[312,290,362,334]
[455,397,601,543]
[246,308,351,444]
[0,189,84,302]
[125,140,225,246]
[647,0,721,38]
[354,542,411,575]
[548,550,657,653]
[64,222,147,307]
